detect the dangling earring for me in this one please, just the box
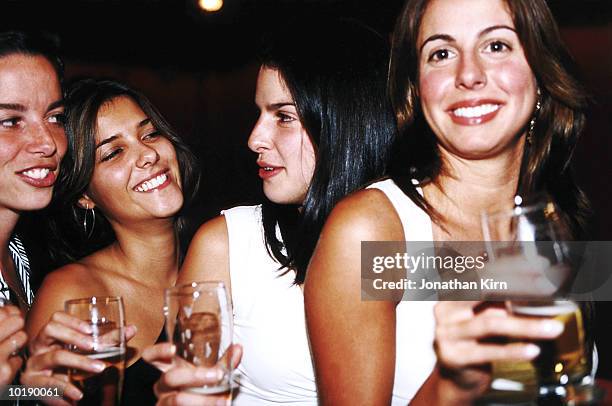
[83,203,96,238]
[527,88,542,145]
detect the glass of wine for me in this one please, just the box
[164,281,234,396]
[481,197,594,403]
[64,296,126,406]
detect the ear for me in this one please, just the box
[76,194,96,210]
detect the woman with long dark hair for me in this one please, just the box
[23,78,200,404]
[305,0,594,404]
[0,30,66,386]
[144,19,397,405]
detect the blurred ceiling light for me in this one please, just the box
[198,0,223,12]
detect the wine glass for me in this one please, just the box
[164,281,234,395]
[64,296,126,406]
[481,197,593,403]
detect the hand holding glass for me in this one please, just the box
[482,199,589,398]
[64,296,126,406]
[164,281,233,395]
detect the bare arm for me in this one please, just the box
[179,215,231,295]
[305,190,404,405]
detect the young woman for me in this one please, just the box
[144,19,398,405]
[305,0,592,404]
[0,30,67,385]
[23,78,200,404]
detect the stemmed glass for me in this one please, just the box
[64,296,127,406]
[164,281,234,395]
[481,197,594,403]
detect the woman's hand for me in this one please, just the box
[0,305,27,385]
[142,342,243,406]
[21,311,137,405]
[431,301,564,402]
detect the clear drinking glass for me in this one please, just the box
[164,281,233,395]
[481,198,591,401]
[64,296,126,406]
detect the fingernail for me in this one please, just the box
[82,323,93,334]
[169,344,176,354]
[524,344,540,358]
[540,320,564,335]
[93,361,106,372]
[196,367,223,381]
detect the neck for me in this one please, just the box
[106,218,179,286]
[426,143,524,235]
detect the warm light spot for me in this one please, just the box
[198,0,223,12]
[554,362,564,373]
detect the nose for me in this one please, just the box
[135,142,160,168]
[26,122,60,157]
[455,52,486,90]
[247,117,271,154]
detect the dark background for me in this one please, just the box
[7,0,612,377]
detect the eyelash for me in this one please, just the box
[49,112,66,125]
[101,130,161,162]
[101,148,122,162]
[485,40,511,53]
[277,112,296,124]
[0,117,21,128]
[428,48,454,63]
[143,130,161,140]
[0,113,66,129]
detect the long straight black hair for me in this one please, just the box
[258,19,398,284]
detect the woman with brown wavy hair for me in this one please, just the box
[304,0,594,404]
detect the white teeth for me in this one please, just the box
[135,173,168,192]
[264,167,273,172]
[22,168,50,179]
[453,104,500,118]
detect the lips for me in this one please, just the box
[17,165,57,187]
[257,161,283,180]
[133,171,171,192]
[447,99,503,125]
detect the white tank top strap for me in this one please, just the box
[367,178,433,241]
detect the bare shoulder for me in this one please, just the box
[189,215,229,256]
[180,215,230,289]
[26,262,95,336]
[321,188,404,242]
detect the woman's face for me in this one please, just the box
[417,0,537,159]
[0,54,66,214]
[248,67,316,205]
[84,96,183,224]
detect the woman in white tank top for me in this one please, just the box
[144,19,399,405]
[305,0,595,404]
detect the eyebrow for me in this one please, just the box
[419,25,516,53]
[0,103,26,112]
[0,98,64,113]
[47,99,65,112]
[95,118,152,149]
[267,102,295,110]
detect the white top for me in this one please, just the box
[367,179,438,406]
[222,205,318,405]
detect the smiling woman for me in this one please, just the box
[0,30,66,387]
[304,0,593,404]
[22,78,200,405]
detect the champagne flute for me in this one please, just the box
[164,281,234,395]
[481,197,591,402]
[65,296,126,406]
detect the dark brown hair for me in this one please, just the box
[388,0,590,239]
[49,78,200,264]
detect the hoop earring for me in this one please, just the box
[83,203,96,238]
[527,88,542,145]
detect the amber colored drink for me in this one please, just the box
[68,320,126,406]
[512,300,588,386]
